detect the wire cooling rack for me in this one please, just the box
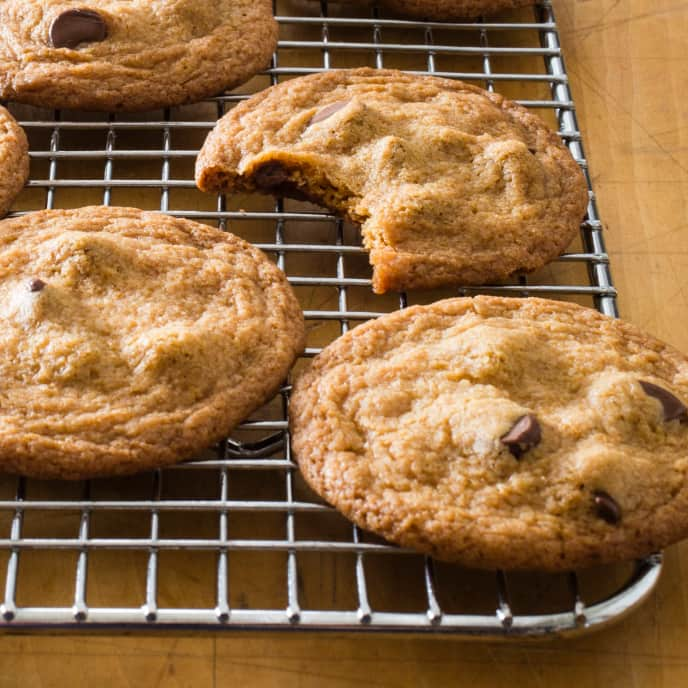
[0,0,661,635]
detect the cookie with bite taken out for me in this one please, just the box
[196,69,588,294]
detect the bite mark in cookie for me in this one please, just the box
[196,69,588,293]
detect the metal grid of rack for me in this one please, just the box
[0,0,661,635]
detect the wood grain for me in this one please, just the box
[1,1,687,686]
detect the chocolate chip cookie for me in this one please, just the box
[313,0,533,19]
[0,1,277,111]
[0,206,304,479]
[196,69,588,293]
[0,106,29,216]
[290,296,688,570]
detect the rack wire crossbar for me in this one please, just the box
[0,0,660,636]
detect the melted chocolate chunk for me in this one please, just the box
[50,9,108,49]
[593,490,621,525]
[254,162,290,189]
[252,162,318,203]
[28,278,46,293]
[309,100,351,126]
[500,414,542,459]
[639,380,687,422]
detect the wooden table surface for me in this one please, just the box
[1,1,688,685]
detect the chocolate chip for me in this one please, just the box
[50,9,108,49]
[593,490,621,525]
[254,162,290,189]
[252,162,321,202]
[28,278,46,293]
[500,414,542,459]
[639,380,687,422]
[309,100,351,126]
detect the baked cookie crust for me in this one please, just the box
[0,105,28,217]
[0,206,305,479]
[0,1,277,111]
[314,0,533,19]
[196,69,588,293]
[290,296,688,570]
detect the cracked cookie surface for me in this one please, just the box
[196,69,588,293]
[0,206,304,479]
[0,1,277,111]
[290,296,688,570]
